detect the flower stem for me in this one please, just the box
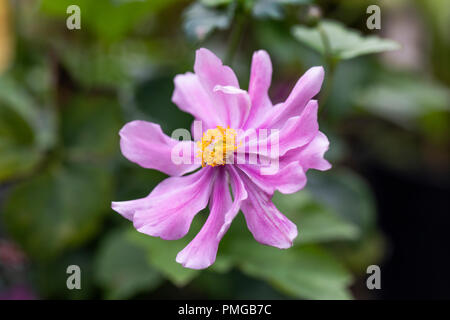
[318,23,338,116]
[225,5,246,66]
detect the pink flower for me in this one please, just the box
[112,48,331,269]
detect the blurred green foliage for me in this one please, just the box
[292,20,400,60]
[41,0,183,42]
[95,229,163,299]
[0,0,448,300]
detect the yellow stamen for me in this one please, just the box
[196,126,238,167]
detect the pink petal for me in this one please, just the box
[220,165,248,235]
[194,48,249,128]
[111,197,149,221]
[119,120,199,176]
[172,72,221,128]
[176,167,247,269]
[244,50,273,129]
[237,160,306,195]
[260,66,324,129]
[190,119,204,142]
[277,99,319,154]
[213,85,251,127]
[112,168,215,240]
[194,48,239,88]
[246,100,319,157]
[239,172,298,249]
[282,131,332,172]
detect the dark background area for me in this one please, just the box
[365,163,450,299]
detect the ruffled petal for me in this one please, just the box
[244,50,273,129]
[172,72,221,128]
[119,120,199,176]
[260,66,324,129]
[281,131,332,172]
[245,100,319,157]
[235,108,326,196]
[176,167,247,269]
[220,165,248,235]
[111,197,148,221]
[239,172,298,249]
[213,85,251,127]
[194,48,249,128]
[112,167,215,240]
[237,160,306,195]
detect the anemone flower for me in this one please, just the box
[112,48,331,269]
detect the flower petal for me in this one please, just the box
[244,50,273,129]
[112,167,215,240]
[194,48,239,94]
[246,100,319,157]
[239,173,298,249]
[172,72,221,128]
[111,197,148,221]
[220,165,248,235]
[237,160,306,195]
[261,66,324,129]
[194,48,249,128]
[213,85,251,127]
[119,120,199,176]
[277,100,319,153]
[281,131,332,172]
[176,168,236,269]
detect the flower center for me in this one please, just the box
[197,126,238,167]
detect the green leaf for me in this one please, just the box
[56,41,157,89]
[183,2,234,41]
[353,73,449,169]
[355,73,450,129]
[40,0,182,41]
[95,229,163,299]
[201,0,232,6]
[0,104,41,181]
[2,162,113,260]
[306,168,376,233]
[272,191,360,244]
[254,19,320,67]
[32,250,96,299]
[252,0,284,20]
[279,0,311,3]
[0,77,56,148]
[228,235,353,299]
[61,95,123,161]
[0,77,54,181]
[252,0,312,20]
[292,20,400,60]
[214,215,353,299]
[0,141,41,182]
[127,215,207,287]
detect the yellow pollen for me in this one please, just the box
[197,126,238,167]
